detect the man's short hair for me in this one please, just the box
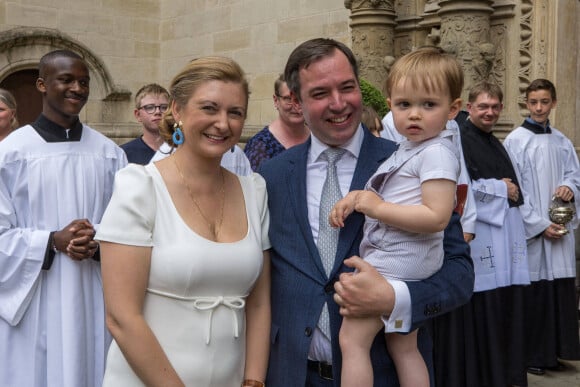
[284,38,359,100]
[38,50,84,78]
[468,81,503,103]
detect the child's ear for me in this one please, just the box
[386,98,392,110]
[448,98,462,120]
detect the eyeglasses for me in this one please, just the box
[276,95,293,105]
[138,104,169,114]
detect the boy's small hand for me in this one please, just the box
[330,192,358,228]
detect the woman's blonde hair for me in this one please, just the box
[385,47,464,101]
[160,56,249,146]
[0,88,18,129]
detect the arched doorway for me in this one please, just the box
[0,69,42,126]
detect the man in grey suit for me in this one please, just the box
[259,38,474,386]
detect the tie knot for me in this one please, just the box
[322,147,346,166]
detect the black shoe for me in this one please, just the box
[527,366,545,375]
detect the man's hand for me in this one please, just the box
[554,185,574,202]
[53,219,96,261]
[543,222,566,240]
[67,227,98,260]
[502,178,519,202]
[463,232,474,243]
[333,256,394,318]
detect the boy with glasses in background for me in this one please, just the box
[122,83,169,164]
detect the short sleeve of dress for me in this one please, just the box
[250,173,271,251]
[95,164,156,247]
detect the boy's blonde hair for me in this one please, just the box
[385,47,464,101]
[134,83,169,109]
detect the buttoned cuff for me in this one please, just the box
[382,279,411,333]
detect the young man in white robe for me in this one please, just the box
[504,78,580,375]
[0,50,127,386]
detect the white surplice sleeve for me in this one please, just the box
[504,133,551,238]
[95,164,156,247]
[559,134,580,230]
[0,165,48,326]
[471,178,509,227]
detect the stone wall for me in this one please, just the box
[0,0,351,143]
[0,0,578,146]
[158,1,351,140]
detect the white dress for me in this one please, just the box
[95,164,270,387]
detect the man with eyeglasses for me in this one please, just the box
[121,83,169,164]
[431,81,531,387]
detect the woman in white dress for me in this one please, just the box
[96,56,271,387]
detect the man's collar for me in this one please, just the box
[310,124,364,162]
[31,114,83,142]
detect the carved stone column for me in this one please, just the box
[438,0,495,99]
[345,0,396,93]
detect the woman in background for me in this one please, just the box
[0,89,18,141]
[244,74,308,171]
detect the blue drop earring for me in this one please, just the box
[172,121,184,145]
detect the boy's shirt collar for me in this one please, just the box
[523,116,552,134]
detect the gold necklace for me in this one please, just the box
[172,156,225,239]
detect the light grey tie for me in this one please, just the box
[317,147,346,339]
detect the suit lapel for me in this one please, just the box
[285,140,328,279]
[334,132,392,274]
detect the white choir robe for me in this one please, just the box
[0,125,127,387]
[469,178,530,292]
[381,111,477,235]
[504,126,580,281]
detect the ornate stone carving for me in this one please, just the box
[438,0,494,99]
[345,0,396,92]
[345,0,394,12]
[473,42,496,82]
[518,0,533,116]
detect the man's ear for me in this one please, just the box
[36,78,46,93]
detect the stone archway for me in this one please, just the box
[0,27,130,102]
[0,69,41,126]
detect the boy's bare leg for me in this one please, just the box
[339,315,383,387]
[386,330,429,387]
